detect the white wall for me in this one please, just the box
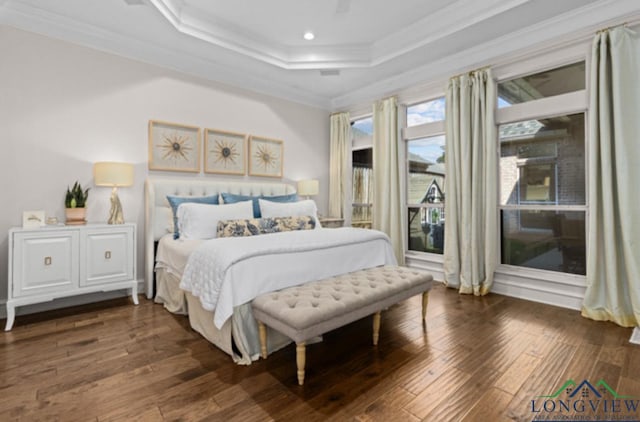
[0,26,330,310]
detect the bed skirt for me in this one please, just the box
[154,268,291,364]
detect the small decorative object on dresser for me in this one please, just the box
[22,210,45,229]
[64,181,89,225]
[5,223,138,331]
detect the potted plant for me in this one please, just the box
[65,181,90,225]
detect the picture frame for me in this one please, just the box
[204,129,247,175]
[22,210,45,229]
[148,120,201,173]
[248,135,283,178]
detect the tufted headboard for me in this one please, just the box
[144,177,296,298]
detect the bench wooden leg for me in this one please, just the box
[258,321,267,359]
[422,292,429,320]
[373,311,381,346]
[296,342,306,385]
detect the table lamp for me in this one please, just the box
[94,162,134,224]
[297,179,319,200]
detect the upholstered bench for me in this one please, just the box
[252,265,433,385]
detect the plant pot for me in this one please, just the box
[65,208,87,225]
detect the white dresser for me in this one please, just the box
[5,223,138,330]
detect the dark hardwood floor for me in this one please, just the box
[1,284,639,421]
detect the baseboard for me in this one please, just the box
[405,253,445,283]
[492,269,585,310]
[405,252,586,311]
[0,279,146,320]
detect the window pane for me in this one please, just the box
[501,210,585,275]
[408,207,444,254]
[500,113,585,206]
[352,147,373,227]
[408,135,445,204]
[352,205,372,228]
[498,61,585,108]
[352,117,373,138]
[407,97,445,127]
[408,135,445,254]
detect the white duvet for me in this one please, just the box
[180,227,396,329]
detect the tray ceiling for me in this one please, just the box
[1,0,637,109]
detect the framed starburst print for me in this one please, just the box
[204,129,246,175]
[249,135,283,178]
[148,120,201,173]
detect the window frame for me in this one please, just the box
[496,60,589,276]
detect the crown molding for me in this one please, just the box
[371,0,530,66]
[0,0,331,109]
[149,0,532,70]
[331,0,640,110]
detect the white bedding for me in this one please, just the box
[155,234,203,276]
[180,227,397,329]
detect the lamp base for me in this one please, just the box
[108,187,125,224]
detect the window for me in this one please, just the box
[405,97,446,255]
[499,92,586,275]
[352,116,373,138]
[406,97,445,127]
[407,135,446,253]
[352,147,372,228]
[351,117,373,228]
[498,62,585,108]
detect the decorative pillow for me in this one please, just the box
[176,200,253,240]
[220,192,298,218]
[258,199,322,229]
[167,194,219,239]
[217,216,316,238]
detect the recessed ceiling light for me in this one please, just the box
[303,31,315,41]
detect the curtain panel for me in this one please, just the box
[582,26,640,327]
[443,69,498,296]
[328,112,351,223]
[373,97,404,264]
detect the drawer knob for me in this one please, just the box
[105,251,111,259]
[44,256,52,266]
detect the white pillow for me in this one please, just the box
[258,199,322,229]
[177,200,253,240]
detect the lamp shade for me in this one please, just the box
[297,179,319,196]
[94,162,134,187]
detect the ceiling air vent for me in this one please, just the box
[320,70,340,77]
[123,0,146,5]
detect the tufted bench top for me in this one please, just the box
[252,265,433,344]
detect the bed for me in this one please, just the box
[145,177,396,364]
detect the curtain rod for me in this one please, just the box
[596,22,628,35]
[449,65,491,81]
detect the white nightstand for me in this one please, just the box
[5,223,138,331]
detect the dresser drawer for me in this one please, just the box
[81,228,134,286]
[12,231,79,297]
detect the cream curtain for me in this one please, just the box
[328,112,351,224]
[373,97,404,264]
[443,69,498,296]
[582,27,640,327]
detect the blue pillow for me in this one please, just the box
[167,194,219,239]
[220,192,298,218]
